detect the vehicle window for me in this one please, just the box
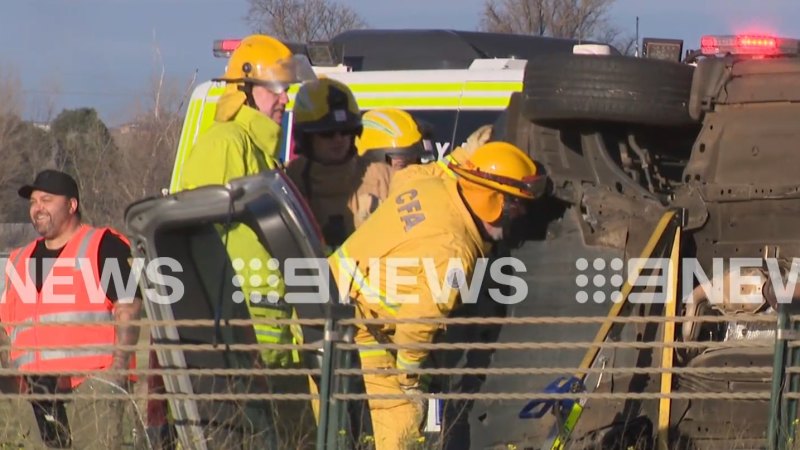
[453,111,504,151]
[407,110,458,159]
[412,110,503,159]
[489,108,509,142]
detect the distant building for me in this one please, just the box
[114,122,141,135]
[30,121,51,131]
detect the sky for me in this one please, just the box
[2,0,799,126]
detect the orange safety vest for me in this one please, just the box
[1,224,136,387]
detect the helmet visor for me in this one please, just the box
[519,174,548,198]
[235,55,317,88]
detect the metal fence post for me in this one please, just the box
[325,330,347,448]
[316,318,336,450]
[786,315,800,448]
[332,340,353,447]
[769,302,790,450]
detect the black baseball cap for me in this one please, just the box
[18,169,80,201]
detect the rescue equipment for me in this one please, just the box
[520,209,686,450]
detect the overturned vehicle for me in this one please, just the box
[468,34,800,450]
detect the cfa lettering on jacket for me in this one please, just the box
[395,188,425,232]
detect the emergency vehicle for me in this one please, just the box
[167,29,617,193]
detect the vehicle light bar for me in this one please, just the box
[213,39,242,58]
[700,34,800,56]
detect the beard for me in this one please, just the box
[32,212,56,238]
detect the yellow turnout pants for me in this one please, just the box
[355,326,424,449]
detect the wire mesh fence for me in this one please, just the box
[0,313,795,449]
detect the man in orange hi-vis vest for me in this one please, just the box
[0,169,143,449]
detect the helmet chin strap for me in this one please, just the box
[239,83,257,109]
[496,194,513,256]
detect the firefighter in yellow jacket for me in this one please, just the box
[351,108,432,227]
[178,34,315,368]
[329,141,546,449]
[286,78,379,246]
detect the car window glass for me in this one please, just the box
[454,111,504,150]
[407,110,458,160]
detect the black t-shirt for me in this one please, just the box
[29,231,141,302]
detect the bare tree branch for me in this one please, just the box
[479,0,632,53]
[111,53,194,226]
[152,28,165,121]
[245,0,368,42]
[0,66,23,118]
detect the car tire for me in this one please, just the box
[522,54,696,127]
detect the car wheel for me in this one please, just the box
[522,54,696,127]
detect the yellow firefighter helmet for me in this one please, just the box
[292,78,362,136]
[217,34,315,88]
[356,108,429,165]
[449,141,546,223]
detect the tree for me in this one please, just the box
[113,38,193,208]
[245,0,368,42]
[50,108,123,227]
[479,0,636,55]
[114,71,191,207]
[0,117,56,223]
[0,66,26,197]
[0,66,59,223]
[0,53,189,233]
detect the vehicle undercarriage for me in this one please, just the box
[457,50,800,449]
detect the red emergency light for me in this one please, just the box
[213,39,242,58]
[736,35,777,49]
[700,34,800,57]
